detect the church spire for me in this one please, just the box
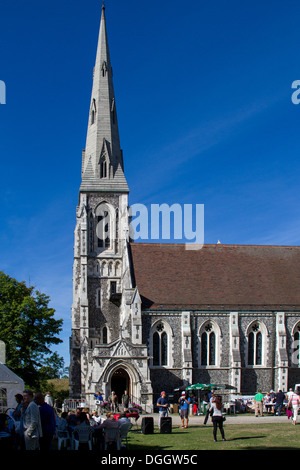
[80,4,129,193]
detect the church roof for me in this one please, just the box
[129,243,300,310]
[0,362,24,385]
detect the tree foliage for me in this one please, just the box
[0,271,64,388]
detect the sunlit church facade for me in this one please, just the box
[69,6,300,410]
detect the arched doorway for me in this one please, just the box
[110,368,130,404]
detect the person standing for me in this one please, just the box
[122,390,130,412]
[273,389,285,416]
[156,391,169,429]
[253,389,264,417]
[34,392,56,450]
[12,394,23,449]
[209,395,226,442]
[286,388,294,404]
[192,394,198,415]
[44,391,54,407]
[22,390,43,450]
[288,389,300,425]
[109,392,119,413]
[178,392,191,429]
[264,392,272,414]
[204,392,215,425]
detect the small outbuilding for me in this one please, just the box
[0,341,24,412]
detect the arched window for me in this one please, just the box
[102,326,108,344]
[91,99,96,125]
[96,287,101,308]
[101,261,107,276]
[95,204,112,250]
[201,323,216,366]
[152,322,168,366]
[100,159,107,178]
[115,262,121,277]
[248,323,263,366]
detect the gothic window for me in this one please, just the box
[100,159,107,178]
[89,214,94,252]
[115,209,119,253]
[101,261,107,276]
[101,60,107,77]
[97,211,110,248]
[108,262,113,276]
[115,262,121,277]
[111,98,116,125]
[248,323,263,366]
[91,99,96,125]
[102,326,108,344]
[96,288,101,308]
[152,322,168,366]
[96,204,112,250]
[201,323,216,366]
[110,281,117,296]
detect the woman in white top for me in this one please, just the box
[288,389,300,425]
[209,395,226,442]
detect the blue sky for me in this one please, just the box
[1,0,300,367]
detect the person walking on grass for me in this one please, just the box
[288,388,300,425]
[209,395,226,442]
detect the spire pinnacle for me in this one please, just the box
[80,4,128,193]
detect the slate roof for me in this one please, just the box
[129,243,300,310]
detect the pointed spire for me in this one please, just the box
[80,4,129,193]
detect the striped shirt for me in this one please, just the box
[289,393,300,406]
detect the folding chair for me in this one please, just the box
[119,422,132,448]
[104,427,120,451]
[73,425,94,450]
[57,430,71,450]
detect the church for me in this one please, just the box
[69,5,300,410]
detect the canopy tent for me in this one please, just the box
[186,383,237,391]
[173,383,237,415]
[0,363,24,412]
[175,383,237,392]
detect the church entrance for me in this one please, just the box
[110,368,130,405]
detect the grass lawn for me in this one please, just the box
[125,422,300,451]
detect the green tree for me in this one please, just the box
[0,271,64,388]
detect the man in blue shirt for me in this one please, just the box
[178,392,191,429]
[273,389,285,416]
[157,391,169,429]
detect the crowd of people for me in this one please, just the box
[0,389,132,451]
[93,390,131,414]
[156,388,226,441]
[2,386,300,449]
[253,387,300,422]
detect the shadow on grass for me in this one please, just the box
[228,436,266,441]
